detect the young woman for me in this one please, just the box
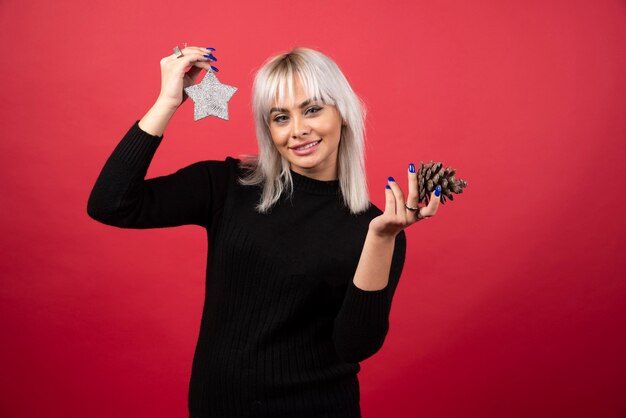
[87,46,440,418]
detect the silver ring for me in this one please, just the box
[405,204,426,220]
[173,46,183,58]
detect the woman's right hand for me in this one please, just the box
[155,46,218,111]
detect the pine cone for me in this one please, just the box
[417,160,468,205]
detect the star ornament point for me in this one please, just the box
[184,71,237,121]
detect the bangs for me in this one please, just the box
[262,57,336,123]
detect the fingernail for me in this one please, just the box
[206,47,216,51]
[386,185,391,190]
[435,185,441,197]
[209,54,217,61]
[211,66,219,72]
[388,176,395,182]
[409,163,415,173]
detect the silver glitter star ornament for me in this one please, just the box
[184,70,237,121]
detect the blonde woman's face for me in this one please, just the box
[268,77,343,181]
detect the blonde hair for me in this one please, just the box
[238,47,370,214]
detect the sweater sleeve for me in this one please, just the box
[331,230,407,363]
[87,120,231,229]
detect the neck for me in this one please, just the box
[289,165,338,181]
[289,168,340,195]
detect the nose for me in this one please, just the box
[291,114,310,139]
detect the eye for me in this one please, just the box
[273,115,288,123]
[306,106,322,115]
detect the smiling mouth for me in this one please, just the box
[291,139,322,151]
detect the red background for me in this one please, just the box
[1,0,625,417]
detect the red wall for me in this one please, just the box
[1,0,625,417]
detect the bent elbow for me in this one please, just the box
[86,188,125,226]
[86,191,106,223]
[86,199,116,225]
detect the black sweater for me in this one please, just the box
[87,120,406,418]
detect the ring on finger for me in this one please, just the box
[405,203,427,220]
[173,46,183,58]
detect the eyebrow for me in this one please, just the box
[269,98,318,114]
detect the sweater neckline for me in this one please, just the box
[289,169,340,195]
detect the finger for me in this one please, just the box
[181,52,214,67]
[161,46,217,64]
[165,46,216,61]
[384,184,396,216]
[164,51,212,68]
[184,46,218,64]
[387,177,407,222]
[186,59,215,82]
[406,163,419,209]
[422,185,442,218]
[184,46,217,56]
[185,64,205,83]
[166,52,214,78]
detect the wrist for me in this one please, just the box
[138,101,178,137]
[367,227,397,244]
[152,98,179,115]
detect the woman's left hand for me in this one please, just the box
[369,163,441,239]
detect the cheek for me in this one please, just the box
[269,128,287,147]
[270,137,291,159]
[270,131,282,148]
[318,115,343,136]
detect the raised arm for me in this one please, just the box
[87,46,227,229]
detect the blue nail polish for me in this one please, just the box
[386,185,391,190]
[206,47,216,51]
[409,163,415,173]
[211,65,219,72]
[435,185,441,197]
[209,54,217,61]
[388,176,395,182]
